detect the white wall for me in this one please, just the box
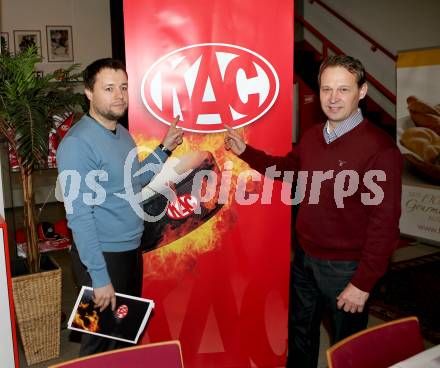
[304,0,440,54]
[302,0,440,116]
[0,0,112,75]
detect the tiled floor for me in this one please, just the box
[17,242,439,367]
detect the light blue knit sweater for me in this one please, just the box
[57,115,168,287]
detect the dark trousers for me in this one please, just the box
[286,244,368,368]
[70,243,143,357]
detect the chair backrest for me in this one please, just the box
[48,340,183,368]
[327,316,424,368]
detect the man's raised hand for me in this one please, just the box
[224,125,246,155]
[162,116,184,151]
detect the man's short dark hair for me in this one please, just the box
[83,58,127,90]
[318,55,366,87]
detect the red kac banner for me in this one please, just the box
[124,1,293,366]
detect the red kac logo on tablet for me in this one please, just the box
[115,304,128,319]
[141,43,279,133]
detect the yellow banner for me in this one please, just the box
[397,48,440,68]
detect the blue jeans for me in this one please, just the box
[286,243,369,368]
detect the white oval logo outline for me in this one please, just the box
[140,43,280,133]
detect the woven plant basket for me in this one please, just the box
[11,257,61,365]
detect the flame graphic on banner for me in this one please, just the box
[134,131,260,279]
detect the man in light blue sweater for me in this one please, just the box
[57,58,183,355]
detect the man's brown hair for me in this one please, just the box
[83,58,127,91]
[318,55,366,87]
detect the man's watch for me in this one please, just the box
[158,144,172,156]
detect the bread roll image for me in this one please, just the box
[407,96,440,116]
[400,127,440,164]
[403,153,440,182]
[409,111,440,135]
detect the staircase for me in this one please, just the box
[294,2,397,139]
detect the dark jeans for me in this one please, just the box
[70,243,143,357]
[286,244,368,368]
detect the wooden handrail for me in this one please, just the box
[295,15,396,104]
[308,0,397,61]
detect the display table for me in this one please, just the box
[390,344,440,368]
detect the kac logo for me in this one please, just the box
[115,304,128,319]
[166,194,198,220]
[141,43,279,133]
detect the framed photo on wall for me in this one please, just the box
[46,25,74,62]
[13,30,42,56]
[1,32,9,54]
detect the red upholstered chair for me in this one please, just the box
[327,316,424,368]
[48,340,183,368]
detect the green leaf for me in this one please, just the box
[0,45,85,171]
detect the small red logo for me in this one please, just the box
[167,194,198,220]
[115,304,128,319]
[141,43,279,133]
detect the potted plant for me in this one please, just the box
[0,46,84,364]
